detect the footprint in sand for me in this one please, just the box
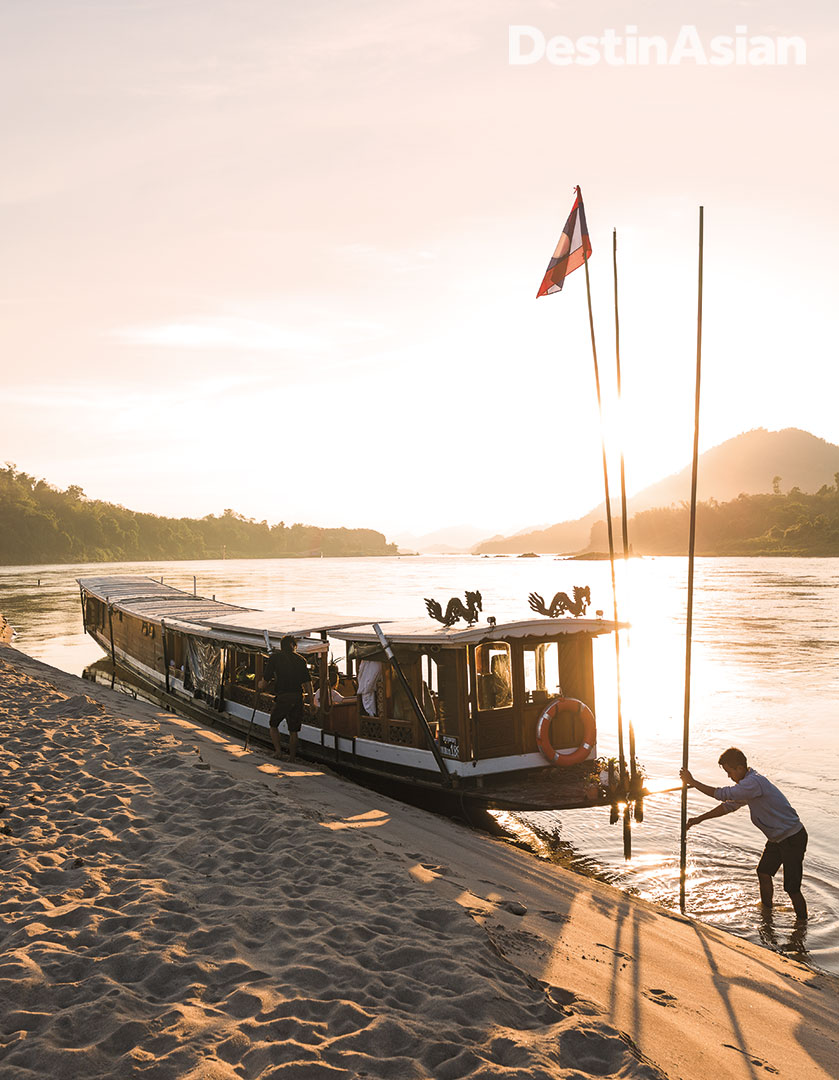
[595,942,634,962]
[722,1044,780,1073]
[643,988,677,1007]
[538,910,570,925]
[544,986,603,1018]
[420,863,452,876]
[490,925,544,955]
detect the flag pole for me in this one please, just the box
[679,205,705,912]
[613,229,639,801]
[579,192,629,856]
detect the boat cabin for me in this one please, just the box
[327,619,601,767]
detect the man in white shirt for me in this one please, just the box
[681,747,808,920]
[357,659,382,716]
[313,666,344,707]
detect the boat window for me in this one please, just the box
[425,652,459,736]
[231,651,256,686]
[166,631,185,673]
[523,642,561,704]
[390,657,417,721]
[87,597,104,628]
[475,642,513,711]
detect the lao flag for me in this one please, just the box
[536,187,592,297]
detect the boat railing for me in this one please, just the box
[223,679,435,752]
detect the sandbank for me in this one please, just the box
[1,644,837,1079]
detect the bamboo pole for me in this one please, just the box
[373,623,451,787]
[680,206,705,912]
[613,229,630,562]
[580,205,629,857]
[613,229,639,801]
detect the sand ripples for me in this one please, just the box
[0,656,664,1079]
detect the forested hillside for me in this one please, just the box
[477,428,839,555]
[588,480,839,556]
[0,465,397,564]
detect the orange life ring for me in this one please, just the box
[536,697,596,767]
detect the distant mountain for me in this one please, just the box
[393,524,494,554]
[475,428,839,554]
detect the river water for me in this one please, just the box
[1,555,837,976]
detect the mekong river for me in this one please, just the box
[2,555,837,976]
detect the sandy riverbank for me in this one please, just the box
[1,645,837,1079]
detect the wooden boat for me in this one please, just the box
[78,575,624,813]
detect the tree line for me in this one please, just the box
[589,477,839,556]
[0,465,397,564]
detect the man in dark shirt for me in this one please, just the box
[259,635,313,762]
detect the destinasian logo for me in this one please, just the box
[509,25,807,67]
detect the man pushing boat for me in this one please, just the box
[681,748,808,920]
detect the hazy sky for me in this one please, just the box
[2,0,837,539]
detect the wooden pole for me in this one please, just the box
[373,623,451,787]
[244,681,260,751]
[162,620,170,693]
[107,600,116,666]
[613,229,639,801]
[245,631,273,750]
[319,632,330,727]
[581,217,629,855]
[680,205,705,912]
[106,599,116,689]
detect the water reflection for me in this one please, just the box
[757,908,810,962]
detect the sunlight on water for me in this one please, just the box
[2,554,838,975]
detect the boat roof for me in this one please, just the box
[77,576,373,653]
[78,576,620,650]
[204,609,382,635]
[78,575,251,618]
[331,616,620,646]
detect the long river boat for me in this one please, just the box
[78,575,627,814]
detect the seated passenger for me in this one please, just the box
[489,655,512,708]
[314,666,345,707]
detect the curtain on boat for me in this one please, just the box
[185,638,222,699]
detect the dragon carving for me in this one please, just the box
[528,585,591,618]
[424,590,483,627]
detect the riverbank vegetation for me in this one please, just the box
[589,478,839,556]
[0,465,397,564]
